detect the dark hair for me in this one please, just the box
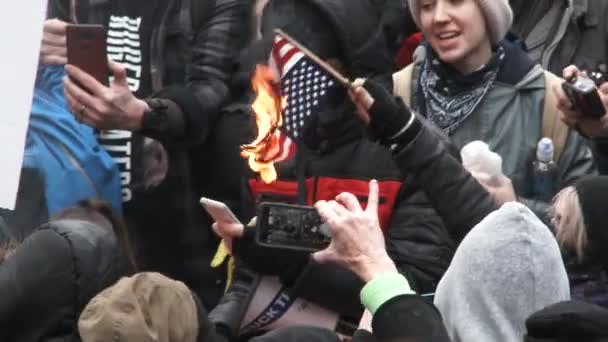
[52,199,138,273]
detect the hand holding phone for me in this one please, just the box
[201,198,244,254]
[66,24,109,86]
[200,197,241,225]
[562,75,606,119]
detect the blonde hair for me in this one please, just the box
[552,186,589,261]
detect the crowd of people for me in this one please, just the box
[1,0,608,340]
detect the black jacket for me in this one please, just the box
[510,0,608,78]
[525,300,608,341]
[0,220,125,342]
[208,112,496,340]
[592,139,608,175]
[363,295,451,342]
[208,0,495,336]
[48,0,252,309]
[510,0,608,177]
[50,0,251,145]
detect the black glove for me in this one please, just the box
[232,228,309,285]
[362,79,421,145]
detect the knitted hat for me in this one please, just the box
[407,0,513,45]
[575,176,608,267]
[78,272,199,342]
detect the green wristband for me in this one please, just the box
[360,273,414,315]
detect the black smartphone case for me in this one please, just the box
[255,202,330,252]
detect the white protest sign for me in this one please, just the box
[0,1,47,210]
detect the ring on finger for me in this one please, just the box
[77,104,86,122]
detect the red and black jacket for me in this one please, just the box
[232,131,456,310]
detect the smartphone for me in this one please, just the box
[66,24,109,86]
[200,197,241,225]
[256,202,331,252]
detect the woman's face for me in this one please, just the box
[419,0,492,73]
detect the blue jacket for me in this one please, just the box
[24,65,122,215]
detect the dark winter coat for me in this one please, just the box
[0,220,125,342]
[48,0,252,309]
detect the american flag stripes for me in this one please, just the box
[265,36,339,162]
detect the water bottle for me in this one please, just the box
[532,138,557,202]
[461,141,503,186]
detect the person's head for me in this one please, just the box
[407,0,512,73]
[78,272,200,342]
[261,0,391,84]
[552,176,608,268]
[261,0,344,73]
[434,202,570,342]
[52,199,137,272]
[259,0,391,147]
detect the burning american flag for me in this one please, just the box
[241,35,340,183]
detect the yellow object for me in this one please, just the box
[211,240,230,267]
[211,239,236,292]
[210,218,256,292]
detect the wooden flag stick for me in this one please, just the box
[275,29,352,89]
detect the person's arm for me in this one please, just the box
[360,274,451,342]
[351,79,497,241]
[391,120,497,241]
[63,0,251,146]
[313,182,451,342]
[554,66,608,175]
[230,228,366,316]
[149,0,252,146]
[384,189,455,294]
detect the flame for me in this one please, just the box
[240,65,287,183]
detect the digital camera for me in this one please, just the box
[562,72,606,119]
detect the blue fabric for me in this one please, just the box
[24,64,122,215]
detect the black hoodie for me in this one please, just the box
[525,300,608,342]
[0,220,125,341]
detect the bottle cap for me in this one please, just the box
[537,137,554,163]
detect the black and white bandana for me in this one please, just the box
[415,45,506,135]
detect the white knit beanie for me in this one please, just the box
[407,0,513,45]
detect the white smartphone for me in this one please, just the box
[200,197,241,225]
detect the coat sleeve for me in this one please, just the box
[385,187,455,294]
[392,118,497,241]
[149,0,252,147]
[385,119,497,294]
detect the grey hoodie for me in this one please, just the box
[434,202,570,342]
